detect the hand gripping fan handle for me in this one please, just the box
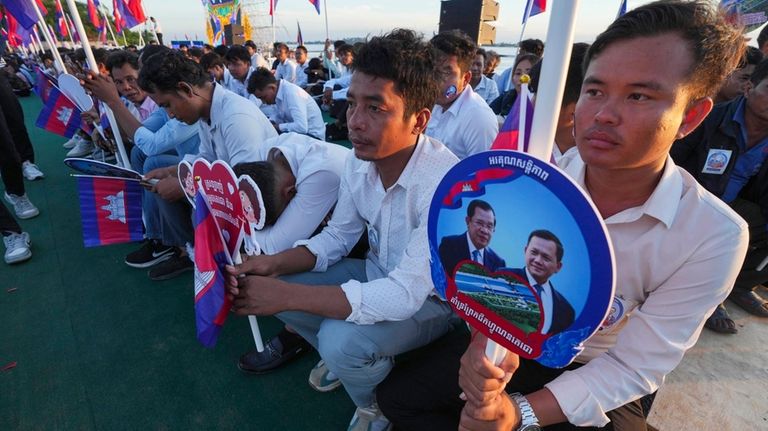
[485,339,507,366]
[234,251,265,352]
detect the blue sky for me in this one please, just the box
[139,0,668,44]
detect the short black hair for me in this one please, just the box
[750,58,768,86]
[225,45,251,63]
[467,199,494,220]
[276,43,289,53]
[213,44,229,57]
[529,43,589,106]
[353,29,439,118]
[333,40,346,49]
[138,44,171,65]
[430,30,477,73]
[476,48,487,58]
[585,0,745,100]
[233,162,280,226]
[200,52,224,71]
[741,46,764,68]
[92,48,109,65]
[244,40,257,49]
[337,43,354,57]
[105,50,139,74]
[247,67,277,93]
[758,24,768,50]
[296,45,308,54]
[528,229,564,262]
[189,47,203,60]
[519,39,545,57]
[138,50,208,93]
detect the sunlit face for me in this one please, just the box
[148,88,201,125]
[465,207,495,250]
[719,65,755,102]
[227,58,250,81]
[470,54,485,86]
[524,236,562,284]
[435,55,469,108]
[484,56,499,75]
[208,65,225,82]
[575,34,700,172]
[111,63,145,104]
[512,59,533,93]
[277,47,289,62]
[346,72,420,161]
[295,48,307,65]
[338,50,354,66]
[745,75,768,123]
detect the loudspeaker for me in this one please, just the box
[224,24,245,46]
[438,0,499,45]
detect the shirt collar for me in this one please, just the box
[466,232,484,255]
[138,96,157,120]
[276,79,286,102]
[355,134,428,191]
[446,85,474,116]
[525,267,552,290]
[732,97,748,149]
[209,83,226,127]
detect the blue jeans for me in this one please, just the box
[130,147,181,241]
[277,258,458,408]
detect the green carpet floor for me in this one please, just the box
[0,96,354,430]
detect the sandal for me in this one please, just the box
[704,303,737,334]
[729,290,768,317]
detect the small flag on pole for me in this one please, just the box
[87,0,101,28]
[617,0,628,19]
[490,84,534,152]
[35,87,82,138]
[269,0,279,16]
[193,188,233,348]
[2,0,43,29]
[33,66,56,102]
[297,21,303,45]
[54,0,69,38]
[522,0,546,24]
[76,176,144,247]
[308,0,321,15]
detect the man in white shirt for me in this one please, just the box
[244,40,269,70]
[138,50,277,280]
[224,45,254,99]
[248,68,326,140]
[294,45,310,88]
[470,48,499,105]
[226,29,460,431]
[376,2,750,430]
[426,31,498,160]
[274,43,297,84]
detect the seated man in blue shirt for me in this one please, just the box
[672,58,768,333]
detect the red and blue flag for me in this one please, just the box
[193,189,233,348]
[112,0,123,32]
[308,0,320,14]
[76,176,144,247]
[296,21,303,45]
[87,0,101,28]
[1,0,46,29]
[491,90,534,152]
[35,87,82,138]
[113,0,146,28]
[269,0,278,16]
[33,65,56,102]
[54,0,68,38]
[522,0,546,24]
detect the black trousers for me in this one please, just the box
[0,72,35,164]
[0,75,25,233]
[377,328,649,431]
[729,198,768,292]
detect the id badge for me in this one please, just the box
[702,149,732,175]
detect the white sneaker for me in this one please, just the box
[4,193,40,219]
[22,161,44,180]
[308,360,342,392]
[3,231,31,264]
[66,139,95,158]
[63,135,81,149]
[347,404,391,431]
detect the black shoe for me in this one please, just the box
[125,239,175,268]
[238,331,313,374]
[148,251,193,281]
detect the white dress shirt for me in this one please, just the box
[254,133,349,254]
[466,232,485,263]
[224,67,253,99]
[271,80,326,140]
[323,73,353,100]
[426,86,498,160]
[473,75,500,105]
[275,59,298,84]
[295,61,309,88]
[544,154,748,427]
[184,84,277,167]
[296,135,460,325]
[523,267,555,334]
[251,52,269,70]
[552,144,578,165]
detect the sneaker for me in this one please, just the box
[148,251,193,281]
[63,135,81,149]
[66,139,95,158]
[125,239,175,268]
[22,161,44,181]
[308,360,342,392]
[238,330,313,374]
[3,231,31,264]
[4,193,39,219]
[347,404,391,431]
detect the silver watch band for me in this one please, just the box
[509,392,540,429]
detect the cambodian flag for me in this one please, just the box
[522,0,546,24]
[269,0,278,16]
[76,176,144,247]
[87,0,101,28]
[33,65,55,102]
[112,0,124,32]
[193,188,232,348]
[114,0,146,28]
[1,0,44,29]
[35,87,82,138]
[617,0,627,19]
[308,0,320,14]
[54,0,68,38]
[491,90,534,152]
[296,21,303,45]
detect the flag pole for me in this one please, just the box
[323,0,329,40]
[64,12,77,47]
[29,0,66,74]
[507,0,535,92]
[101,7,120,47]
[63,0,131,169]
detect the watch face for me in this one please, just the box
[519,425,542,431]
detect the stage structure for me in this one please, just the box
[241,0,273,50]
[204,0,254,45]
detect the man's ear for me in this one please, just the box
[412,107,431,135]
[676,97,713,139]
[743,80,754,98]
[177,82,195,98]
[462,69,472,87]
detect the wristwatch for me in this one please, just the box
[509,392,541,431]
